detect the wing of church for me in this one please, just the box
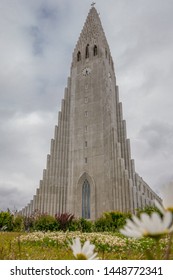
[19,7,161,219]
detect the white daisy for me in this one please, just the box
[120,211,173,238]
[154,182,173,214]
[154,199,165,215]
[70,237,98,260]
[159,182,173,212]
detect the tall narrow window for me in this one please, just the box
[77,51,81,61]
[85,44,89,58]
[85,157,87,163]
[93,45,98,56]
[105,48,107,58]
[85,111,88,117]
[111,60,114,70]
[82,179,90,219]
[84,97,88,103]
[85,141,87,147]
[85,125,88,132]
[109,54,111,64]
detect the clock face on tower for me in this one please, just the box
[82,67,91,76]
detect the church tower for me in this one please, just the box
[20,7,161,219]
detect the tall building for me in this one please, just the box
[19,7,161,219]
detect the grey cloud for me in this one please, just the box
[138,121,173,157]
[0,184,33,211]
[28,25,45,55]
[38,5,58,21]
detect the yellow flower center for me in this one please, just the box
[144,229,169,239]
[76,253,88,260]
[166,207,173,212]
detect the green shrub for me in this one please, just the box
[104,211,131,229]
[67,218,93,232]
[68,219,81,231]
[94,211,131,232]
[34,214,59,231]
[78,218,93,232]
[0,211,14,231]
[94,216,112,232]
[13,215,24,232]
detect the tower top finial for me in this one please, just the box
[91,2,96,7]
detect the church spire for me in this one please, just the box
[73,6,111,67]
[75,7,109,48]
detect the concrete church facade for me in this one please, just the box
[19,7,161,219]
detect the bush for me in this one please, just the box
[67,219,80,231]
[78,218,93,232]
[34,214,59,231]
[55,213,74,231]
[94,211,131,232]
[104,211,131,229]
[13,215,24,232]
[0,211,14,231]
[65,217,93,232]
[94,216,112,232]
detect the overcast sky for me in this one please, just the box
[0,0,173,212]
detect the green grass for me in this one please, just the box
[0,231,172,260]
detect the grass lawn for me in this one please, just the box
[0,231,172,260]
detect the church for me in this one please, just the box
[19,6,161,219]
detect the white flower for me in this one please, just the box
[154,182,173,214]
[154,200,165,215]
[157,182,173,212]
[120,211,173,238]
[70,237,98,260]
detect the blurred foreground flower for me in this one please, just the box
[120,211,173,238]
[70,237,98,260]
[155,182,173,213]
